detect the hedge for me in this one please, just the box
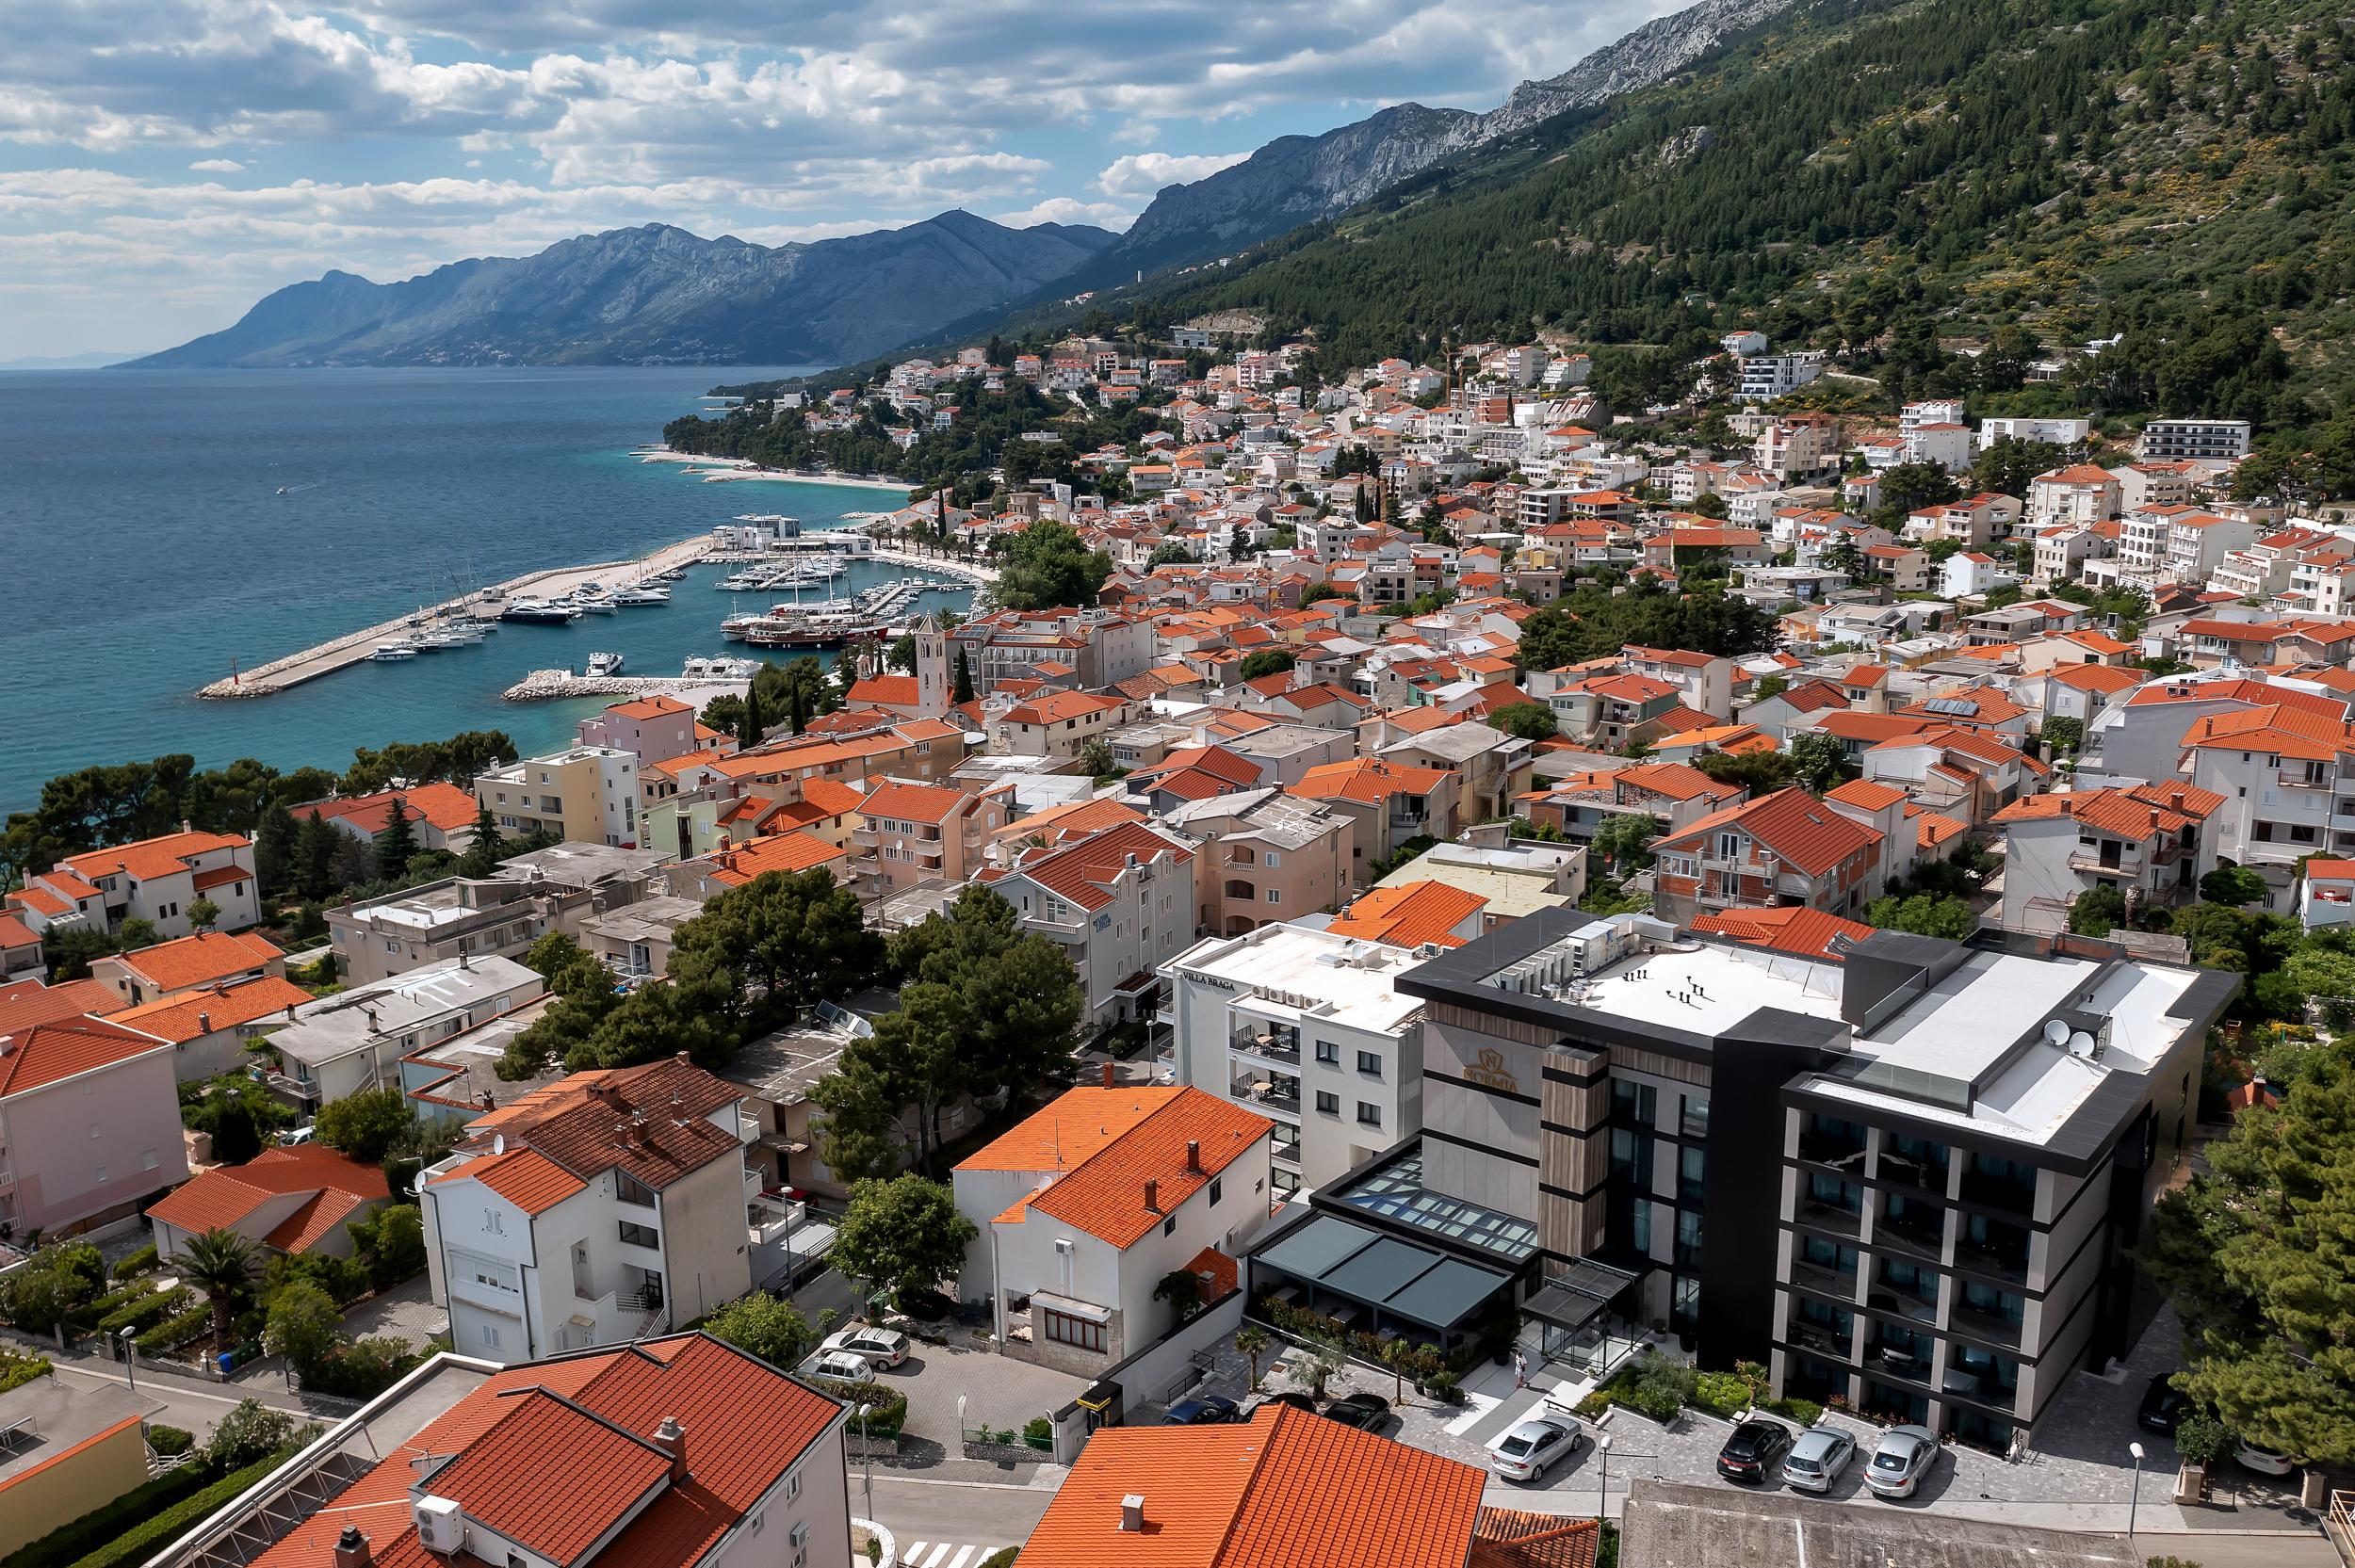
[820,1380,908,1439]
[977,1551,1019,1568]
[0,1351,51,1395]
[98,1287,192,1338]
[55,1447,302,1568]
[113,1245,160,1281]
[136,1306,211,1356]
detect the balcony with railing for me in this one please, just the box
[1950,1287,2027,1350]
[1867,1259,1941,1324]
[1228,1022,1300,1066]
[1955,1220,2033,1286]
[1876,1140,1949,1195]
[1795,1177,1863,1239]
[1271,1129,1303,1167]
[1790,1240,1860,1301]
[1959,1156,2038,1215]
[1231,1071,1301,1118]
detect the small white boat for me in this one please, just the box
[611,585,671,606]
[682,655,760,680]
[416,632,469,651]
[500,599,578,624]
[370,642,418,661]
[587,651,626,676]
[567,592,620,614]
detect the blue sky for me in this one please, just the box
[0,0,1685,359]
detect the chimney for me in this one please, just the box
[1186,1140,1202,1173]
[199,1011,213,1035]
[1100,1061,1115,1090]
[333,1526,372,1568]
[652,1415,688,1481]
[363,1007,380,1032]
[675,1051,692,1065]
[477,1089,495,1110]
[1144,1178,1161,1214]
[718,832,732,853]
[1120,1495,1146,1533]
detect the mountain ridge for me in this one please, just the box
[127,213,1117,369]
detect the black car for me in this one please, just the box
[2138,1375,2191,1434]
[1163,1396,1240,1425]
[1321,1392,1392,1431]
[1240,1391,1317,1420]
[1717,1419,1795,1483]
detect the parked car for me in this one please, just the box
[820,1327,911,1367]
[1863,1425,1941,1498]
[810,1350,878,1383]
[2137,1375,2190,1434]
[1488,1417,1584,1484]
[1162,1397,1241,1426]
[1239,1391,1316,1420]
[1780,1426,1858,1494]
[1321,1392,1391,1431]
[1716,1419,1795,1484]
[2235,1439,2299,1477]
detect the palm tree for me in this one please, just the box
[180,1229,257,1343]
[1236,1326,1271,1391]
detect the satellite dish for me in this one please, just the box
[2042,1019,2071,1047]
[2068,1031,2100,1059]
[493,1133,506,1156]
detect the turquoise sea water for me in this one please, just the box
[0,366,964,814]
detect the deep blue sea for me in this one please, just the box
[0,366,966,815]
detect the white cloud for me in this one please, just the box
[1109,118,1160,146]
[1096,151,1251,200]
[992,196,1134,232]
[188,156,244,171]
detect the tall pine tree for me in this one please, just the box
[376,795,418,880]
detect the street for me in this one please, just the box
[865,1475,1047,1567]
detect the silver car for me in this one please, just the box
[1487,1416,1584,1483]
[1780,1426,1857,1493]
[1863,1424,1941,1498]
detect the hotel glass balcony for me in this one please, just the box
[1955,1216,2032,1286]
[1873,1192,1948,1263]
[1231,1069,1301,1117]
[1229,1021,1300,1065]
[1795,1173,1862,1239]
[1868,1256,1941,1324]
[1797,1113,1869,1172]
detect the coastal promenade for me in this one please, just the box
[196,532,717,700]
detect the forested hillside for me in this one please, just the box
[1151,0,2355,424]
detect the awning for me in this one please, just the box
[1031,1290,1113,1324]
[1523,1258,1644,1334]
[1252,1213,1511,1334]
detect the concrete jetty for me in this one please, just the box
[197,533,718,699]
[501,670,750,704]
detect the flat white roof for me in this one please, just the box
[1169,924,1427,1037]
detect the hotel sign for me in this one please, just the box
[1463,1046,1520,1095]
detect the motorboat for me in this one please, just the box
[587,651,626,676]
[610,585,672,606]
[566,591,620,614]
[682,655,761,680]
[369,642,418,661]
[499,599,578,624]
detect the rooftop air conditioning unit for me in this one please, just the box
[414,1496,463,1556]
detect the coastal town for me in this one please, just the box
[6,317,2354,1568]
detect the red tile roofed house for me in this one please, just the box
[90,928,284,1008]
[1327,880,1489,948]
[0,976,122,1037]
[666,829,848,900]
[1129,744,1265,811]
[1624,645,1735,719]
[109,973,315,1081]
[2038,659,2145,729]
[954,1084,1273,1374]
[419,1057,755,1360]
[992,688,1140,757]
[2174,617,2300,670]
[1522,762,1746,844]
[148,1143,389,1262]
[1017,1402,1490,1568]
[1231,678,1372,729]
[1642,722,1776,768]
[24,830,259,940]
[2180,706,2355,870]
[1994,783,2226,935]
[1893,684,2033,738]
[1651,787,1887,924]
[983,820,1199,1026]
[1861,724,2044,825]
[1690,905,1876,960]
[1742,677,1852,744]
[0,911,40,983]
[299,782,485,855]
[1540,671,1685,752]
[1294,757,1464,881]
[187,1331,853,1568]
[851,778,1012,897]
[576,692,699,765]
[0,1012,191,1235]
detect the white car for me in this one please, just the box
[821,1327,910,1367]
[2235,1439,2299,1477]
[1781,1426,1857,1494]
[1487,1416,1584,1483]
[1863,1424,1941,1498]
[810,1350,878,1383]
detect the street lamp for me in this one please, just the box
[1597,1432,1613,1526]
[119,1328,137,1395]
[2128,1441,2146,1544]
[854,1403,876,1519]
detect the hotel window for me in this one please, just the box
[1356,1102,1382,1127]
[1042,1307,1106,1353]
[1315,1091,1340,1115]
[1315,1040,1340,1064]
[1356,1050,1382,1078]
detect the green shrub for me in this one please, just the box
[0,1245,108,1335]
[1021,1416,1052,1442]
[113,1245,160,1281]
[300,1337,420,1400]
[976,1551,1018,1568]
[828,1382,908,1439]
[145,1425,195,1457]
[1693,1371,1752,1417]
[0,1350,52,1394]
[2174,1414,2233,1466]
[99,1286,192,1337]
[136,1306,211,1355]
[1768,1396,1824,1427]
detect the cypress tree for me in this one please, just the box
[952,646,975,703]
[741,678,765,748]
[377,795,418,880]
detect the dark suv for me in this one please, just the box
[1717,1419,1795,1484]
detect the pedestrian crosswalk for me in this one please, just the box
[898,1542,1012,1568]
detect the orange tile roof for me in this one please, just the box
[54,830,249,885]
[0,913,40,952]
[145,1144,388,1250]
[999,798,1149,845]
[1910,808,1969,851]
[1658,787,1881,877]
[300,781,481,837]
[110,929,283,993]
[1470,1510,1602,1568]
[0,977,122,1035]
[244,1334,845,1568]
[962,1085,1271,1250]
[1019,1404,1486,1568]
[429,1145,588,1216]
[1183,1244,1240,1304]
[1327,881,1486,948]
[432,1388,677,1561]
[1000,820,1194,913]
[1295,757,1451,806]
[1691,906,1875,960]
[858,780,969,825]
[607,694,692,719]
[703,831,847,886]
[0,1015,167,1098]
[1824,779,1908,812]
[110,975,313,1043]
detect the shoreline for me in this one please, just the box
[629,446,918,494]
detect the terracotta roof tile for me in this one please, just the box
[430,1145,588,1216]
[1327,881,1486,948]
[109,929,284,994]
[110,975,314,1043]
[1657,787,1881,878]
[964,1085,1271,1250]
[1690,906,1875,961]
[0,977,122,1035]
[0,1015,167,1098]
[56,830,249,885]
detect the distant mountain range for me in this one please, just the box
[126,212,1117,369]
[0,351,144,369]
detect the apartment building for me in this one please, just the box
[576,693,699,765]
[1293,757,1463,880]
[1381,912,2230,1448]
[1159,788,1355,938]
[1736,355,1825,401]
[0,1013,190,1237]
[990,690,1139,757]
[265,954,545,1109]
[1166,924,1429,1197]
[473,747,642,847]
[952,606,1155,690]
[954,1083,1273,1374]
[420,1058,755,1362]
[92,928,283,1007]
[16,830,259,941]
[171,1333,851,1568]
[1650,788,1888,925]
[329,843,668,985]
[2182,707,2355,866]
[2027,465,2123,528]
[2136,417,2251,462]
[1994,784,2225,935]
[1981,415,2090,446]
[982,819,1198,1027]
[851,779,1013,897]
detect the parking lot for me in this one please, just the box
[1155,1305,2325,1533]
[835,1324,1089,1474]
